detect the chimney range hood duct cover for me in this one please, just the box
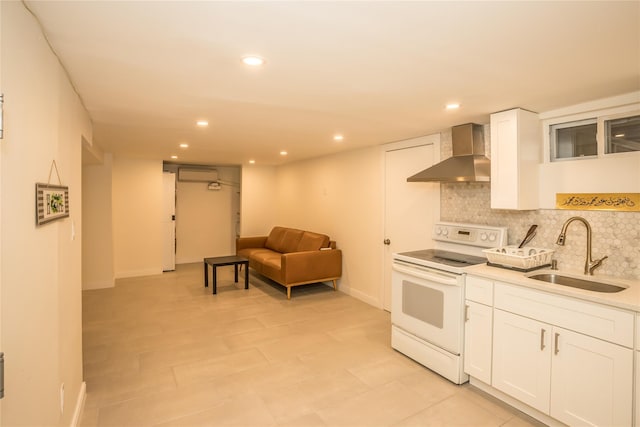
[407,123,490,183]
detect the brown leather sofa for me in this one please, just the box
[236,226,342,299]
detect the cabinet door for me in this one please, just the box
[492,309,551,413]
[550,327,633,427]
[463,301,493,384]
[490,108,540,210]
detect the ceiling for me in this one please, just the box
[25,1,640,167]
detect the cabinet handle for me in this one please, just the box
[540,328,546,351]
[554,332,560,355]
[464,304,469,322]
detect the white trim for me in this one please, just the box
[70,382,86,427]
[539,91,640,120]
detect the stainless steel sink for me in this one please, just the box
[527,273,626,293]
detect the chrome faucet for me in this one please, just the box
[556,216,608,275]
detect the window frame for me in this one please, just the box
[603,112,640,155]
[549,118,598,162]
[541,96,640,164]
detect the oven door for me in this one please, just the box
[391,259,464,354]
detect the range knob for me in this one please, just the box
[489,233,497,242]
[442,228,449,236]
[435,227,442,235]
[480,232,488,241]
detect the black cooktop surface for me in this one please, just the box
[397,249,486,268]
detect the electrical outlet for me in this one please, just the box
[60,383,64,414]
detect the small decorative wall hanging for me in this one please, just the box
[556,193,640,212]
[36,160,70,226]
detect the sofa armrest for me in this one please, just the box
[236,236,268,251]
[281,249,342,285]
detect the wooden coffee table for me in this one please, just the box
[203,255,249,294]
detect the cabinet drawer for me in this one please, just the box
[466,275,493,305]
[494,283,634,347]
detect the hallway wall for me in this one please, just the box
[1,2,91,424]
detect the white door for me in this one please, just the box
[492,309,551,414]
[383,134,440,311]
[550,327,633,427]
[162,172,176,271]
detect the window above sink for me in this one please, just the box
[605,114,640,154]
[550,118,597,160]
[537,92,640,208]
[548,111,640,162]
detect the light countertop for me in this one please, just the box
[466,263,640,313]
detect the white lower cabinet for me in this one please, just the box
[463,300,493,384]
[492,309,551,413]
[635,350,639,427]
[492,308,633,426]
[550,326,633,426]
[636,314,640,427]
[464,278,636,427]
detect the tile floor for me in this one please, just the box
[80,263,544,426]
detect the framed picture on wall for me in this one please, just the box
[36,183,69,226]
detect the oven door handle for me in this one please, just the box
[392,262,459,285]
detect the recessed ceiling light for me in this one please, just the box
[333,134,344,141]
[242,55,265,66]
[249,159,256,164]
[614,133,625,138]
[196,120,209,127]
[280,151,288,156]
[171,155,178,159]
[446,103,460,110]
[179,143,189,148]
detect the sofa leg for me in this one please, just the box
[287,286,291,300]
[332,279,337,291]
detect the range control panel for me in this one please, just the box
[433,222,508,248]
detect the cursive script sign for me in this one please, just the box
[556,193,639,211]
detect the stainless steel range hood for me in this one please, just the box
[407,123,490,182]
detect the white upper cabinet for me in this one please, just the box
[490,108,541,210]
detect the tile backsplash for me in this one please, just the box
[438,126,640,280]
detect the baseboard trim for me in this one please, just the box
[82,279,114,290]
[340,284,382,309]
[176,257,206,264]
[114,268,162,279]
[71,381,86,427]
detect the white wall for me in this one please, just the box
[112,157,163,278]
[538,154,640,207]
[240,165,278,237]
[174,166,240,263]
[1,2,90,424]
[82,152,115,289]
[273,146,384,305]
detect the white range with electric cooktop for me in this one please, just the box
[392,221,507,384]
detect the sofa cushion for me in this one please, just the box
[261,256,283,282]
[297,231,330,251]
[265,226,304,254]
